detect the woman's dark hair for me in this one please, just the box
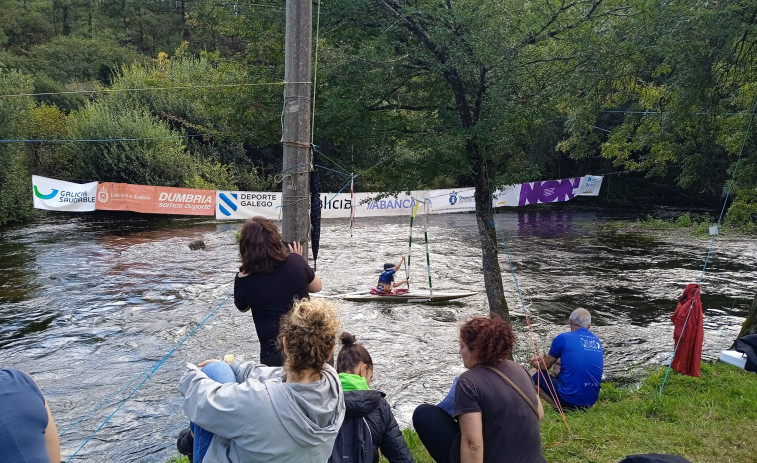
[238,217,288,275]
[459,316,515,366]
[278,299,341,374]
[336,332,373,374]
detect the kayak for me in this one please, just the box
[342,291,476,303]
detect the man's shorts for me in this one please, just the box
[531,370,588,411]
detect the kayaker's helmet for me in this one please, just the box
[383,263,395,272]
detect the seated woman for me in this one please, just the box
[413,316,545,463]
[329,332,414,463]
[180,298,345,463]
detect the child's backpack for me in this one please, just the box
[329,416,375,463]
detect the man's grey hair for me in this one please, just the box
[570,307,591,328]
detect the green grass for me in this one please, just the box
[169,362,757,463]
[538,362,757,463]
[604,212,757,237]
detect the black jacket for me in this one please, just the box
[331,389,414,463]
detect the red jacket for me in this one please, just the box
[670,283,703,377]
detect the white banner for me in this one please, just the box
[215,191,282,220]
[32,175,98,212]
[32,174,601,217]
[215,176,602,220]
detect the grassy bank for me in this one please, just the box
[168,362,757,463]
[606,212,756,237]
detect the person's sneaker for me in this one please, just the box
[176,427,194,463]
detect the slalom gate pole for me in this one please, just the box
[406,199,420,291]
[422,199,433,298]
[349,172,354,237]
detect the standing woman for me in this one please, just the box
[413,316,545,463]
[234,216,322,366]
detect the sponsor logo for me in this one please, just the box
[218,193,238,217]
[519,177,581,206]
[218,192,277,216]
[98,187,109,203]
[580,336,602,351]
[321,195,351,210]
[34,185,58,200]
[158,192,212,203]
[449,191,458,205]
[366,198,412,210]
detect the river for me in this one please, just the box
[0,207,754,462]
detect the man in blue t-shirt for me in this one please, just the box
[376,255,409,293]
[529,308,604,409]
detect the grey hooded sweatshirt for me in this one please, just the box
[180,359,345,463]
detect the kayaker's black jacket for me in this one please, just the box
[329,389,414,463]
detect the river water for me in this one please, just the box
[1,208,755,462]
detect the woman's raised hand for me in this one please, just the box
[288,241,303,255]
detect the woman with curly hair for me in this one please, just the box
[413,316,545,463]
[180,298,344,463]
[234,216,322,366]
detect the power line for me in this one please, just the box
[0,81,311,99]
[0,134,207,143]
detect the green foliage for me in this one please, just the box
[726,198,757,233]
[65,102,194,186]
[30,36,144,85]
[0,68,37,224]
[109,49,279,144]
[30,73,89,112]
[560,0,757,216]
[0,0,54,51]
[674,213,693,227]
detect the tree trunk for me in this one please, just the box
[737,292,757,338]
[181,0,190,41]
[62,2,70,36]
[468,138,510,320]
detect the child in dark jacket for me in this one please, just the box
[329,332,414,463]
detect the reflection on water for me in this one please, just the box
[0,209,755,462]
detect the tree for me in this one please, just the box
[317,0,633,318]
[560,1,757,228]
[0,68,36,225]
[106,48,277,189]
[65,102,196,186]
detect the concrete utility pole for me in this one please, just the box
[281,0,312,257]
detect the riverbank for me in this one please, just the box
[167,361,756,463]
[605,211,757,237]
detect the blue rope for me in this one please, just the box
[489,219,530,315]
[315,164,351,177]
[65,293,232,462]
[658,291,699,396]
[312,144,350,175]
[659,92,757,395]
[59,364,153,438]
